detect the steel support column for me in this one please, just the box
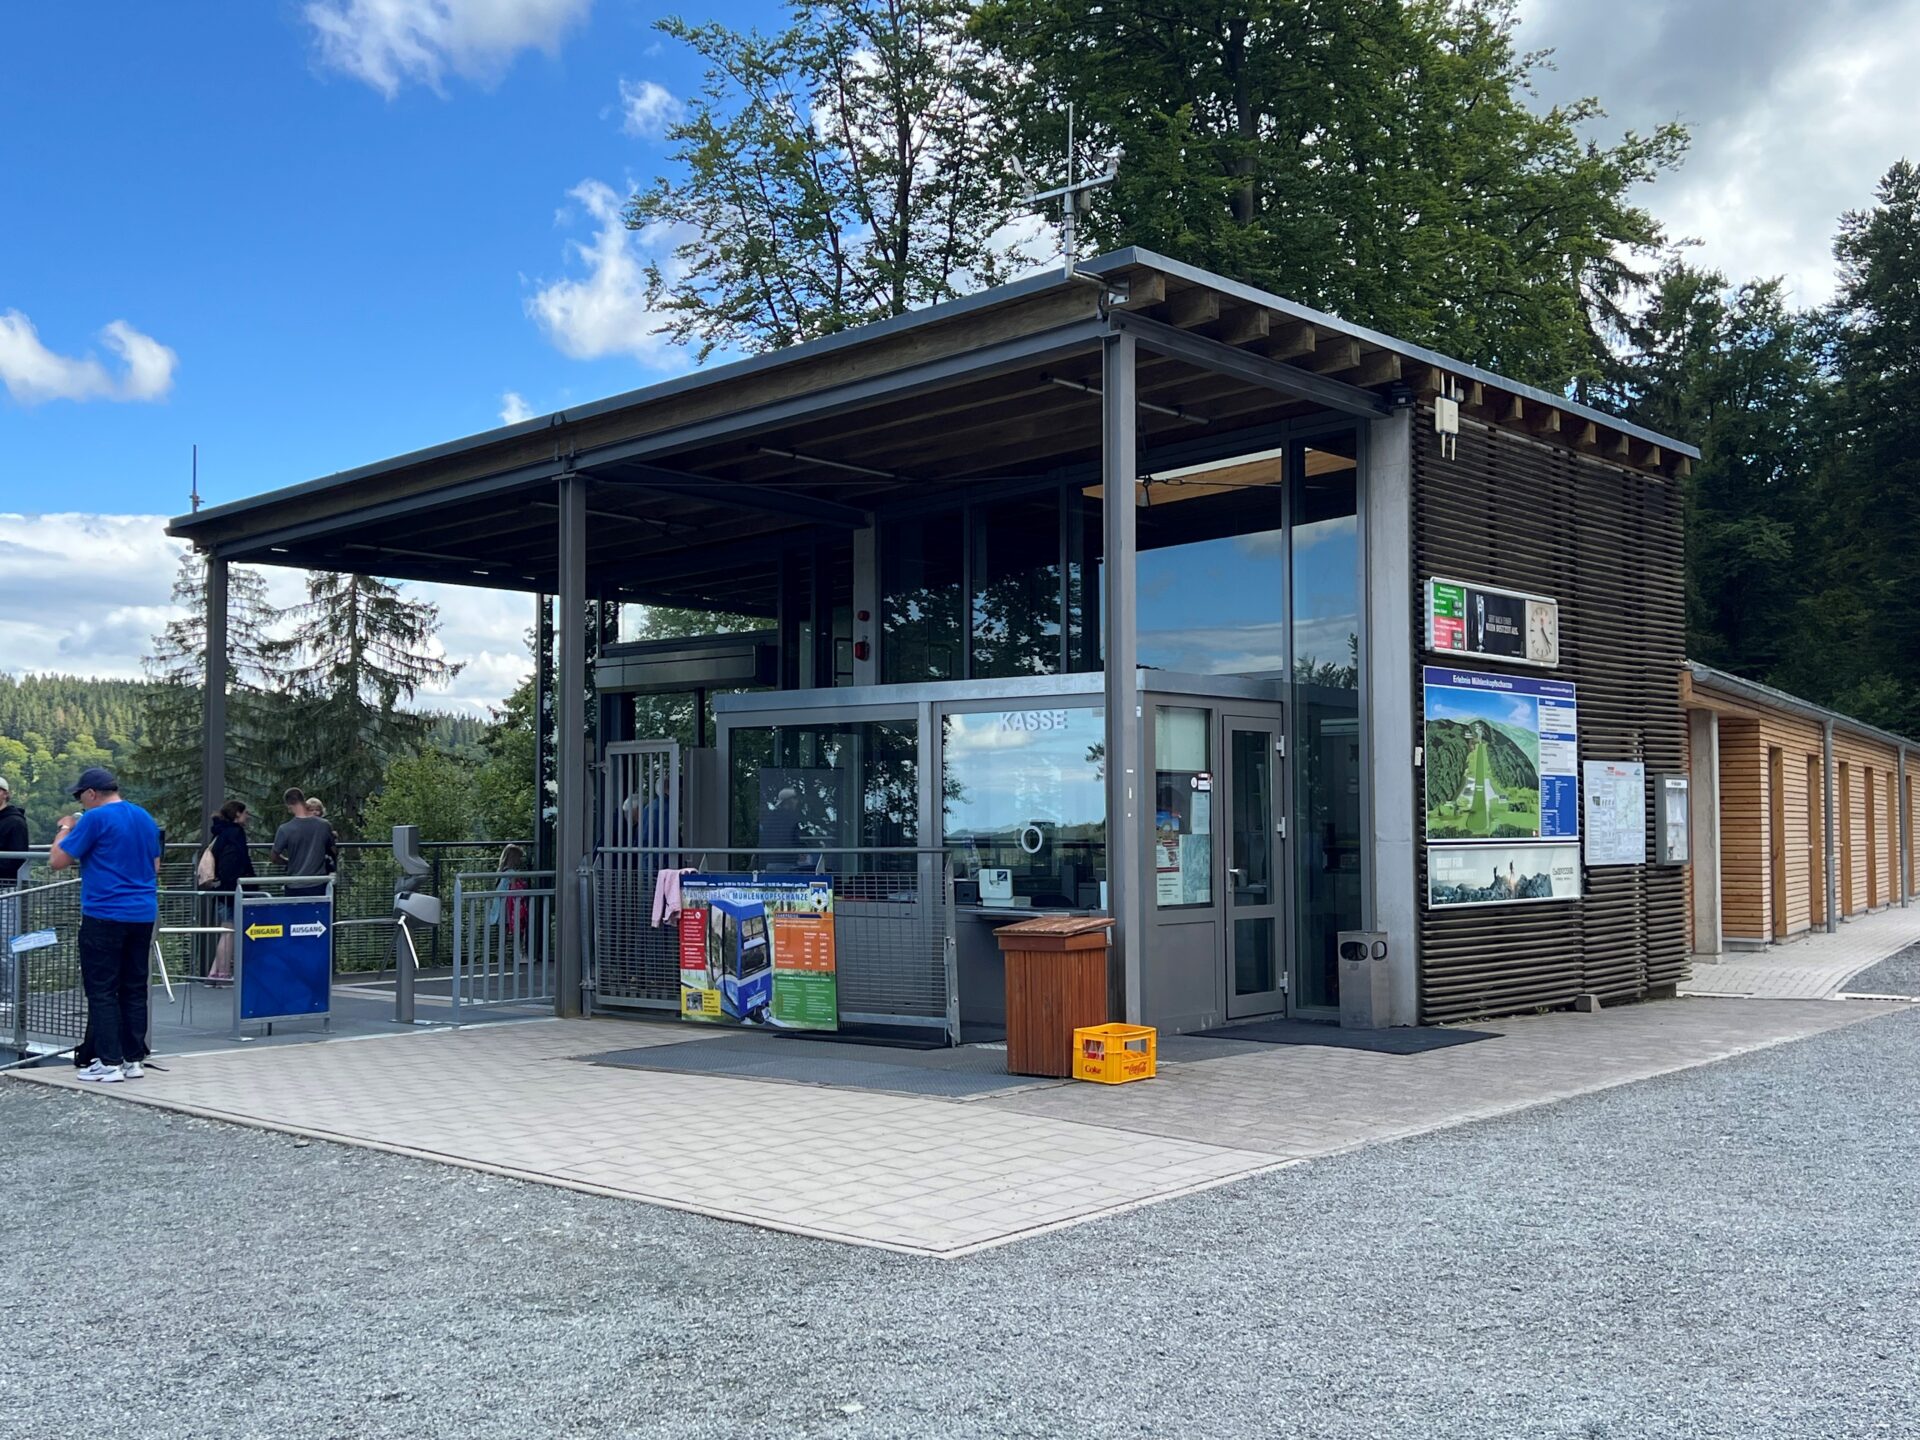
[200,556,229,842]
[553,480,589,1017]
[1101,333,1144,1022]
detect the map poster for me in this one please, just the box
[676,874,838,1031]
[1583,761,1648,866]
[1424,667,1579,843]
[1428,844,1582,909]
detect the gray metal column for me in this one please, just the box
[1101,332,1144,1022]
[1688,709,1723,955]
[553,479,588,1017]
[1823,720,1838,934]
[200,555,229,839]
[1363,407,1418,1025]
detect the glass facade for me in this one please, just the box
[727,720,919,867]
[881,516,965,682]
[1291,434,1363,1011]
[942,705,1105,908]
[970,493,1062,679]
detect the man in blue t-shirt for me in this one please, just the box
[49,767,162,1083]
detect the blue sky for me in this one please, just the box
[4,0,1916,710]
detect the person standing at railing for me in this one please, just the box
[47,767,161,1084]
[272,786,333,899]
[486,844,530,970]
[204,800,255,984]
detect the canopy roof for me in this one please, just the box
[168,248,1698,612]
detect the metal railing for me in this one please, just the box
[157,839,530,976]
[590,846,957,1038]
[450,870,557,1020]
[3,860,85,1053]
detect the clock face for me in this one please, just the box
[1526,602,1558,664]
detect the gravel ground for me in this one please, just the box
[1845,941,1920,996]
[5,1006,1917,1440]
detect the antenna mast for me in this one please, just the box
[190,443,201,512]
[1018,101,1119,279]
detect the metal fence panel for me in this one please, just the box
[451,870,556,1018]
[3,861,85,1050]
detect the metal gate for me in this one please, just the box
[593,740,682,1010]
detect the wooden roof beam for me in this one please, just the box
[1309,337,1362,375]
[1267,321,1316,361]
[1167,287,1221,329]
[1215,305,1270,346]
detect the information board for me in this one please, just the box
[1424,667,1579,843]
[1427,577,1560,667]
[238,899,332,1022]
[1583,761,1647,866]
[677,874,837,1030]
[1428,844,1583,909]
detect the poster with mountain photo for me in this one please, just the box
[1423,667,1579,842]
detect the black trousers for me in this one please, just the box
[78,915,152,1068]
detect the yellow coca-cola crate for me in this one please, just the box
[1071,1023,1157,1084]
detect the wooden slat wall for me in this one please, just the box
[1412,412,1687,1023]
[1718,719,1767,942]
[1833,732,1900,916]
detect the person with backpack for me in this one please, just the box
[202,800,255,983]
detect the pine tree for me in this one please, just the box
[277,573,462,826]
[125,551,285,839]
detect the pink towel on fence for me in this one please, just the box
[652,868,696,927]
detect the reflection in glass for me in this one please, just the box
[1135,449,1287,676]
[1229,728,1273,902]
[728,721,918,873]
[1293,433,1362,1010]
[972,493,1063,678]
[1234,917,1276,997]
[943,707,1105,909]
[1154,707,1213,908]
[881,513,964,682]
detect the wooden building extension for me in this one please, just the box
[1682,664,1919,952]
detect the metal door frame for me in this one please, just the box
[593,739,683,1011]
[1222,706,1289,1019]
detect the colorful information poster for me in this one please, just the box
[1427,844,1582,909]
[1427,577,1560,667]
[1583,760,1647,866]
[676,874,837,1030]
[1424,667,1579,842]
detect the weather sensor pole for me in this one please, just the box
[1017,102,1119,279]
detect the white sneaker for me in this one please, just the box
[76,1061,124,1084]
[120,1061,145,1080]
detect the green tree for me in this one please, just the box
[1796,160,1920,732]
[974,0,1686,390]
[626,0,1024,357]
[126,550,287,838]
[363,748,478,845]
[473,674,537,842]
[1603,262,1825,678]
[278,574,462,826]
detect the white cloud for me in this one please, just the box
[0,313,178,406]
[1516,0,1920,305]
[0,513,532,716]
[304,0,593,98]
[499,390,534,423]
[618,78,681,139]
[525,179,686,366]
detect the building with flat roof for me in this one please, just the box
[169,250,1702,1035]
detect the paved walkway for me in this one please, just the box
[1680,904,1920,999]
[14,994,1905,1258]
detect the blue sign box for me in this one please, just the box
[239,899,332,1022]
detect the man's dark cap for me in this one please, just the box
[70,766,120,798]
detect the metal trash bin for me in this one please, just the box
[996,916,1113,1077]
[1337,930,1391,1030]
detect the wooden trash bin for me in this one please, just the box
[996,915,1113,1077]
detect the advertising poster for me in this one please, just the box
[1428,844,1582,909]
[1424,667,1579,842]
[677,874,838,1030]
[1583,761,1648,866]
[1427,577,1560,667]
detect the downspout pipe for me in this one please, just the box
[1823,720,1839,934]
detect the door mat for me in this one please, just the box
[1185,1019,1498,1054]
[580,1032,1056,1099]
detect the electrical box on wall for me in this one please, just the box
[1654,773,1690,865]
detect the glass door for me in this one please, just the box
[1223,710,1287,1018]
